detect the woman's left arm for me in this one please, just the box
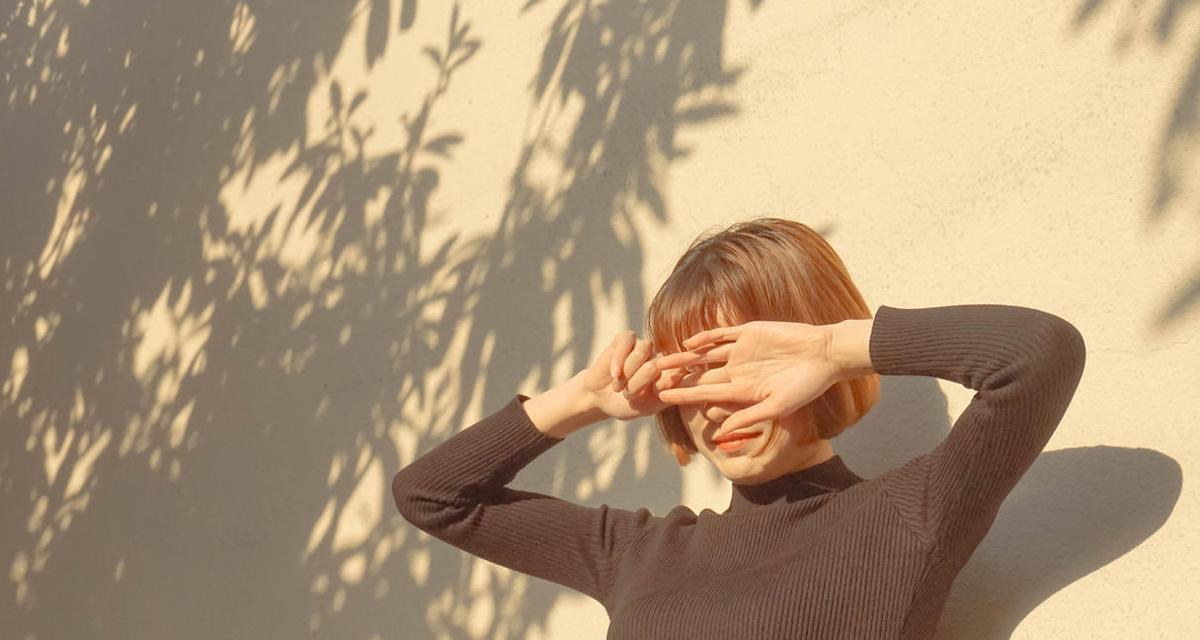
[863,304,1087,565]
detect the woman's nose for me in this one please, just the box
[701,402,742,423]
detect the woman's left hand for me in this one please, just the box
[653,320,844,434]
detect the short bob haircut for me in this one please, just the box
[646,217,880,466]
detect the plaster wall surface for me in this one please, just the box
[2,1,1196,638]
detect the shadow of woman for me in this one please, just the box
[836,376,1180,639]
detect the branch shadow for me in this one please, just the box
[0,0,477,637]
[6,2,1165,639]
[1070,0,1200,331]
[393,0,763,637]
[0,0,761,638]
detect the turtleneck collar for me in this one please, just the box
[725,454,864,515]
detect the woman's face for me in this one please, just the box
[673,310,832,484]
[677,389,826,484]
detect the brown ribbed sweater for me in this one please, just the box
[391,304,1087,639]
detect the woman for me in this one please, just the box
[392,218,1086,639]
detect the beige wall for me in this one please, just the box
[3,0,1197,638]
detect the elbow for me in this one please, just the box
[1028,314,1087,390]
[391,468,422,524]
[391,468,468,535]
[391,470,409,514]
[1049,316,1087,377]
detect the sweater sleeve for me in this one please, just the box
[871,303,1087,566]
[391,393,660,608]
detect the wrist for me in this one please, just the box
[523,373,607,439]
[565,370,607,417]
[826,318,876,381]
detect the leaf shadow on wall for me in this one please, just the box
[1072,0,1200,330]
[0,0,757,638]
[391,0,760,637]
[0,0,488,638]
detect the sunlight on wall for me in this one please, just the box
[200,9,502,634]
[8,0,565,637]
[332,452,384,561]
[39,158,88,281]
[5,346,29,403]
[37,93,135,280]
[6,267,214,613]
[13,0,1200,638]
[387,559,531,640]
[229,2,255,59]
[10,401,113,609]
[124,279,213,477]
[207,164,325,309]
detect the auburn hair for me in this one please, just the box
[645,217,880,466]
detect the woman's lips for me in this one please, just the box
[713,431,761,452]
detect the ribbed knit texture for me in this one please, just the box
[392,304,1087,639]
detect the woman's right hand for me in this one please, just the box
[577,331,686,421]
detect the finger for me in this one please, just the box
[621,339,652,387]
[645,361,727,393]
[671,365,730,388]
[654,343,733,370]
[657,381,741,405]
[625,355,660,395]
[609,339,620,380]
[681,324,744,350]
[654,365,685,391]
[723,401,779,434]
[612,331,636,390]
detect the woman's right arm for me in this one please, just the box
[392,336,675,609]
[391,385,659,609]
[520,373,610,439]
